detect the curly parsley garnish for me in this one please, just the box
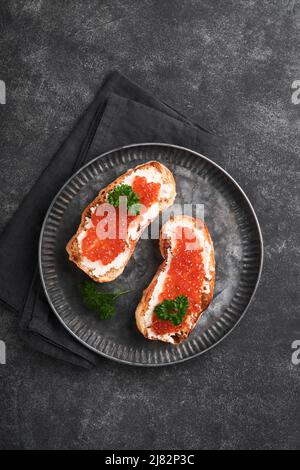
[79,281,131,320]
[108,184,141,215]
[154,295,189,326]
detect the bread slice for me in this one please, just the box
[135,215,215,344]
[66,161,176,282]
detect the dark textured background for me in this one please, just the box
[0,0,299,450]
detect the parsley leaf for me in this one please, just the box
[79,281,131,320]
[154,295,189,326]
[108,184,141,215]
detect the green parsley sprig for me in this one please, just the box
[154,295,189,326]
[79,280,131,320]
[108,184,141,215]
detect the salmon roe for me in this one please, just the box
[152,227,204,335]
[132,175,160,208]
[81,176,161,264]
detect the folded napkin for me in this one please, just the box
[0,71,220,368]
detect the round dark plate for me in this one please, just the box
[39,143,263,366]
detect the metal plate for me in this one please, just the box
[39,143,263,366]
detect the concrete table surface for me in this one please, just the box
[0,0,299,450]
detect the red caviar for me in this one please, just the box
[132,175,160,208]
[81,225,126,264]
[81,176,161,265]
[152,227,204,335]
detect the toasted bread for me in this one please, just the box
[66,161,176,282]
[135,215,215,344]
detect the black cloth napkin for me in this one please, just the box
[0,71,220,368]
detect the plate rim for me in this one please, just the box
[39,142,264,367]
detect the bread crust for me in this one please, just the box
[135,215,215,344]
[66,161,176,282]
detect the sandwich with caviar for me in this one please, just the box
[66,161,176,282]
[135,215,215,344]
